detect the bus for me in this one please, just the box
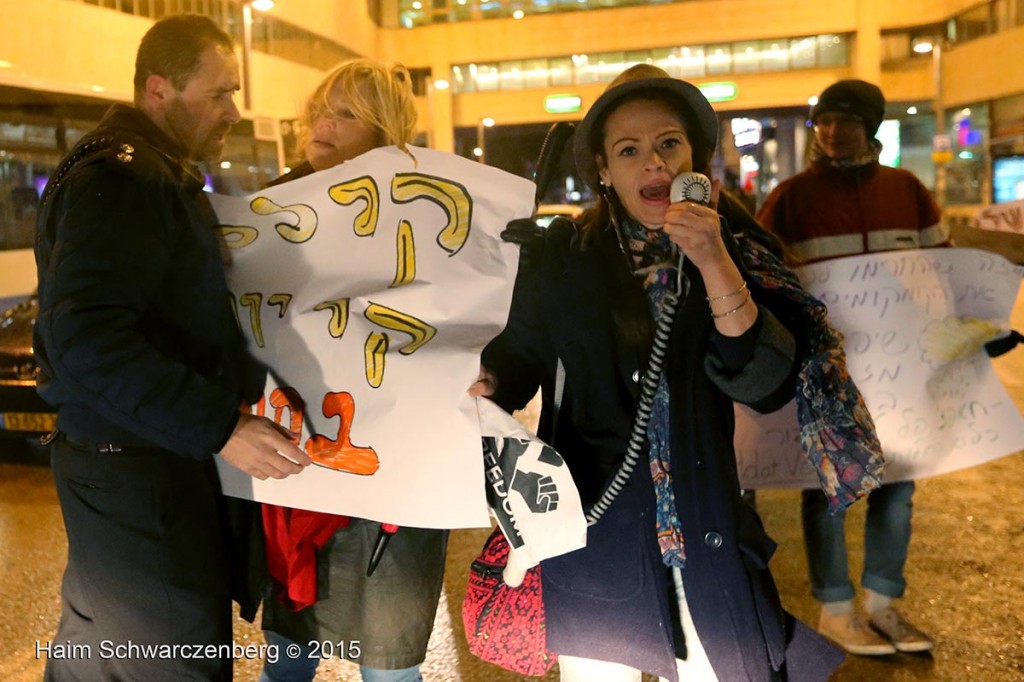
[0,84,283,309]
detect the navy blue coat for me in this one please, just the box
[482,208,843,681]
[34,105,263,457]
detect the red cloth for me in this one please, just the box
[262,504,350,612]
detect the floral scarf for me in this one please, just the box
[615,214,884,570]
[620,218,687,568]
[734,228,885,511]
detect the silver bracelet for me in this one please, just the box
[706,280,747,303]
[710,289,752,319]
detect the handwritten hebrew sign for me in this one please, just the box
[736,248,1024,489]
[211,146,535,528]
[975,198,1024,236]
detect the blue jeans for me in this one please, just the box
[259,631,423,682]
[801,480,915,603]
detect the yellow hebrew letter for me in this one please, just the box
[328,176,380,237]
[314,298,351,339]
[364,332,389,389]
[218,225,258,249]
[250,196,318,243]
[239,293,264,348]
[391,173,472,255]
[364,302,436,355]
[268,293,293,318]
[392,219,416,287]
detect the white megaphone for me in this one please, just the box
[670,172,713,206]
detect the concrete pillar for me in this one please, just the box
[428,60,455,153]
[854,0,882,84]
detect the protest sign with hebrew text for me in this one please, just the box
[736,248,1024,488]
[975,198,1024,236]
[211,145,535,528]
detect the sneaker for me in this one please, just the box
[817,610,897,656]
[869,606,934,653]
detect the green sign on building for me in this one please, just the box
[544,94,583,114]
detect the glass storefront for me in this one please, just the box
[991,92,1024,203]
[943,103,990,205]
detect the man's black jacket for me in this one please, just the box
[34,104,264,458]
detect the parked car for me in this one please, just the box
[535,203,584,228]
[0,292,56,442]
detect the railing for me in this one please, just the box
[398,0,689,28]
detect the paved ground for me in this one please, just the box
[1,283,1021,682]
[4,450,1021,682]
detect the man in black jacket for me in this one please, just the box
[33,15,309,681]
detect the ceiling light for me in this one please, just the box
[433,79,450,90]
[911,37,934,54]
[250,0,275,11]
[907,106,918,115]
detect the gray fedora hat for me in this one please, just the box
[574,64,719,188]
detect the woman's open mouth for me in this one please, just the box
[639,183,671,202]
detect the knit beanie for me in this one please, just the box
[811,80,885,138]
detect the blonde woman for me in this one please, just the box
[257,60,444,682]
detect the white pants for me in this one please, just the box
[558,568,720,682]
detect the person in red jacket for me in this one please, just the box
[758,80,946,656]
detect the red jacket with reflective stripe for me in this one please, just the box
[756,161,945,264]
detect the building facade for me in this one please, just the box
[2,0,1023,295]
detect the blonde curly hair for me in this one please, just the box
[297,59,417,157]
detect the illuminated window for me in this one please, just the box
[732,41,760,73]
[789,36,817,68]
[759,40,789,71]
[706,45,732,76]
[817,34,847,67]
[499,61,524,90]
[474,63,500,92]
[449,33,850,93]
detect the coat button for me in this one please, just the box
[704,531,723,549]
[632,370,640,383]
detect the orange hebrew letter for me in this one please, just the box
[305,391,380,475]
[269,387,304,444]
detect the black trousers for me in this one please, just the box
[45,438,233,681]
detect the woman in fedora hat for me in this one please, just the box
[478,64,882,681]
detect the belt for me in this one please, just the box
[43,429,122,453]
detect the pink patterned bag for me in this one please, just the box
[462,527,555,676]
